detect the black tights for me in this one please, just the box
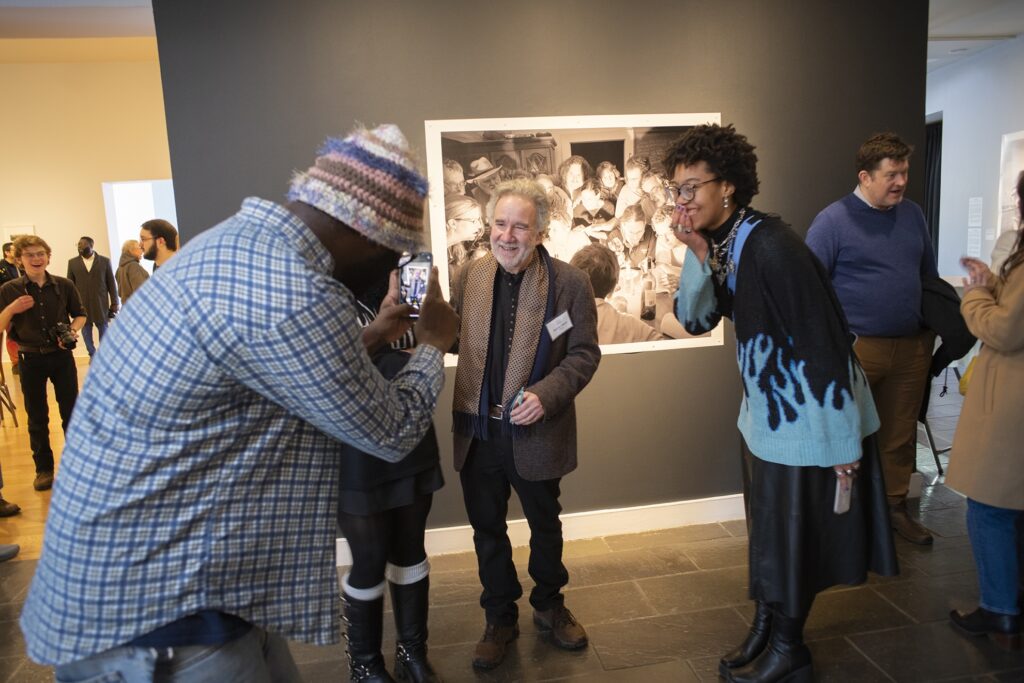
[338,493,433,589]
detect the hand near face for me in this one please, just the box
[670,205,709,263]
[509,391,544,426]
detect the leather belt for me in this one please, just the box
[17,345,59,355]
[488,404,504,420]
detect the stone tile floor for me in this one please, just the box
[1,376,1022,681]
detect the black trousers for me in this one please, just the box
[460,422,567,626]
[18,350,78,473]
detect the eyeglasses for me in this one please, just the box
[21,250,48,260]
[672,177,721,202]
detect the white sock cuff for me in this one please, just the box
[341,573,386,601]
[385,559,430,585]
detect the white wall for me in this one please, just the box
[0,38,171,357]
[927,35,1024,276]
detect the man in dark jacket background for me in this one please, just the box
[67,236,118,358]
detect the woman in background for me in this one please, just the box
[595,161,624,200]
[445,194,485,272]
[946,169,1024,651]
[115,239,149,304]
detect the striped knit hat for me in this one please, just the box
[288,124,428,254]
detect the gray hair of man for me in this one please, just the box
[121,239,141,259]
[485,178,552,239]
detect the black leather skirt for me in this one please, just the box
[744,435,899,616]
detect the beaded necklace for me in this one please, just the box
[709,208,746,285]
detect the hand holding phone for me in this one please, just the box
[833,476,852,515]
[414,266,460,353]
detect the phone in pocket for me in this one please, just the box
[399,252,432,318]
[833,476,852,515]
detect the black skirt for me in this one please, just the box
[744,435,899,616]
[338,464,445,516]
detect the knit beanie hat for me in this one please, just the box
[287,123,428,254]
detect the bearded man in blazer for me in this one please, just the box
[450,178,601,671]
[67,236,119,357]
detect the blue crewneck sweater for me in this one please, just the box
[805,193,938,337]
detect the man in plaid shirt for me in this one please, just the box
[20,124,458,681]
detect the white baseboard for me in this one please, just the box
[336,493,745,566]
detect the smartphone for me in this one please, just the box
[833,476,852,515]
[399,252,432,318]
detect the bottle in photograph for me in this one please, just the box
[640,258,656,321]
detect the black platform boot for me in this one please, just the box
[390,577,441,682]
[343,593,396,682]
[727,606,813,683]
[719,601,773,677]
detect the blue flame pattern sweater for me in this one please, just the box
[675,209,879,467]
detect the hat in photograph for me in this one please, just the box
[466,156,502,183]
[287,123,428,254]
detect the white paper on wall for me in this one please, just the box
[967,197,983,228]
[967,228,982,257]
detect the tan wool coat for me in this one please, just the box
[946,266,1024,510]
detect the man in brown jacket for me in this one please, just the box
[451,178,601,671]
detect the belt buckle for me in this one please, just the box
[488,404,504,420]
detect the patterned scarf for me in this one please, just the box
[453,246,556,439]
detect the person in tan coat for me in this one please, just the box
[946,169,1024,651]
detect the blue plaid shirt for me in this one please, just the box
[20,198,445,665]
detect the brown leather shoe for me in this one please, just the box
[0,497,20,517]
[889,501,933,545]
[472,622,518,670]
[33,471,54,491]
[533,605,589,650]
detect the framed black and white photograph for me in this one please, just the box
[425,113,725,358]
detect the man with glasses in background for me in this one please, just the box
[0,236,86,493]
[139,218,179,270]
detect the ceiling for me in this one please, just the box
[928,0,1024,71]
[1,1,1023,74]
[0,1,154,38]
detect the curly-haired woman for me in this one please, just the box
[668,124,898,683]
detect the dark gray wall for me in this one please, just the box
[152,0,928,527]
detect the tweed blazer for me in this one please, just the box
[451,255,600,481]
[67,254,119,321]
[946,266,1024,510]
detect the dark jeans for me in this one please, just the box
[81,318,108,357]
[966,498,1023,615]
[337,493,433,589]
[460,423,567,626]
[18,350,78,473]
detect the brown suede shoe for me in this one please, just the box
[533,605,589,650]
[472,622,518,670]
[33,472,54,491]
[0,497,20,517]
[889,501,933,545]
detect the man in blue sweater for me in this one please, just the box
[806,133,938,545]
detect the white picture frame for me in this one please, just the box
[424,113,725,364]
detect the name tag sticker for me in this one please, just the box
[546,311,573,340]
